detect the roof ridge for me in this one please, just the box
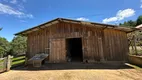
[15,18,138,35]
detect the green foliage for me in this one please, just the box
[119,20,136,27]
[119,15,142,27]
[136,15,142,26]
[10,36,27,56]
[0,46,5,57]
[0,28,2,31]
[0,36,27,57]
[0,37,10,57]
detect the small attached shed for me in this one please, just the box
[15,18,137,63]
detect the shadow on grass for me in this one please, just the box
[11,63,134,71]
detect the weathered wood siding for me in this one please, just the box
[27,21,129,62]
[103,29,129,61]
[49,39,66,63]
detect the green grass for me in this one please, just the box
[0,61,4,69]
[12,56,25,61]
[12,60,25,66]
[0,66,3,69]
[0,60,4,69]
[0,60,3,63]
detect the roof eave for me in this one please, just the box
[15,18,60,35]
[15,18,139,35]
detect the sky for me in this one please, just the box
[0,0,141,41]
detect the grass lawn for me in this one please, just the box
[0,66,3,69]
[0,60,4,70]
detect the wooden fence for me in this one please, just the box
[0,57,7,73]
[0,55,25,73]
[12,55,25,68]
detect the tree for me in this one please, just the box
[136,15,142,26]
[10,36,27,56]
[119,15,142,27]
[0,37,10,57]
[119,20,136,27]
[0,46,5,57]
[127,20,136,27]
[0,28,2,31]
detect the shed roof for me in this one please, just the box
[15,18,138,35]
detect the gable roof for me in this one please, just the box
[15,18,138,35]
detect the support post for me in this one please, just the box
[6,55,11,71]
[133,33,138,55]
[98,38,105,62]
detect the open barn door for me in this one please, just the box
[49,38,66,63]
[66,38,83,62]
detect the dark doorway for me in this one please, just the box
[66,38,83,62]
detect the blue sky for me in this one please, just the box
[0,0,142,41]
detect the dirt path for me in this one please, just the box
[0,69,142,80]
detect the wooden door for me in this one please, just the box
[49,38,66,63]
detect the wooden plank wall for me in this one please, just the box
[54,22,104,62]
[49,39,66,63]
[27,21,128,62]
[103,29,129,61]
[27,27,50,58]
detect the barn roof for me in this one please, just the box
[15,18,138,35]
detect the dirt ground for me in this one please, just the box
[0,63,142,80]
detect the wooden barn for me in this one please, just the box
[15,18,137,63]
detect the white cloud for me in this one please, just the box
[102,8,135,23]
[3,0,26,3]
[2,0,26,11]
[76,17,89,21]
[17,4,25,11]
[0,3,33,18]
[10,0,17,4]
[103,17,118,23]
[26,14,33,18]
[140,5,142,8]
[116,9,135,20]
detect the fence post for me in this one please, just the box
[25,57,28,65]
[3,57,6,71]
[6,55,11,71]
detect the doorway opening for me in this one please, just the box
[66,38,83,62]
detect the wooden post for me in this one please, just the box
[25,57,28,65]
[131,42,134,54]
[98,38,105,62]
[133,35,138,55]
[3,58,6,71]
[6,55,11,71]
